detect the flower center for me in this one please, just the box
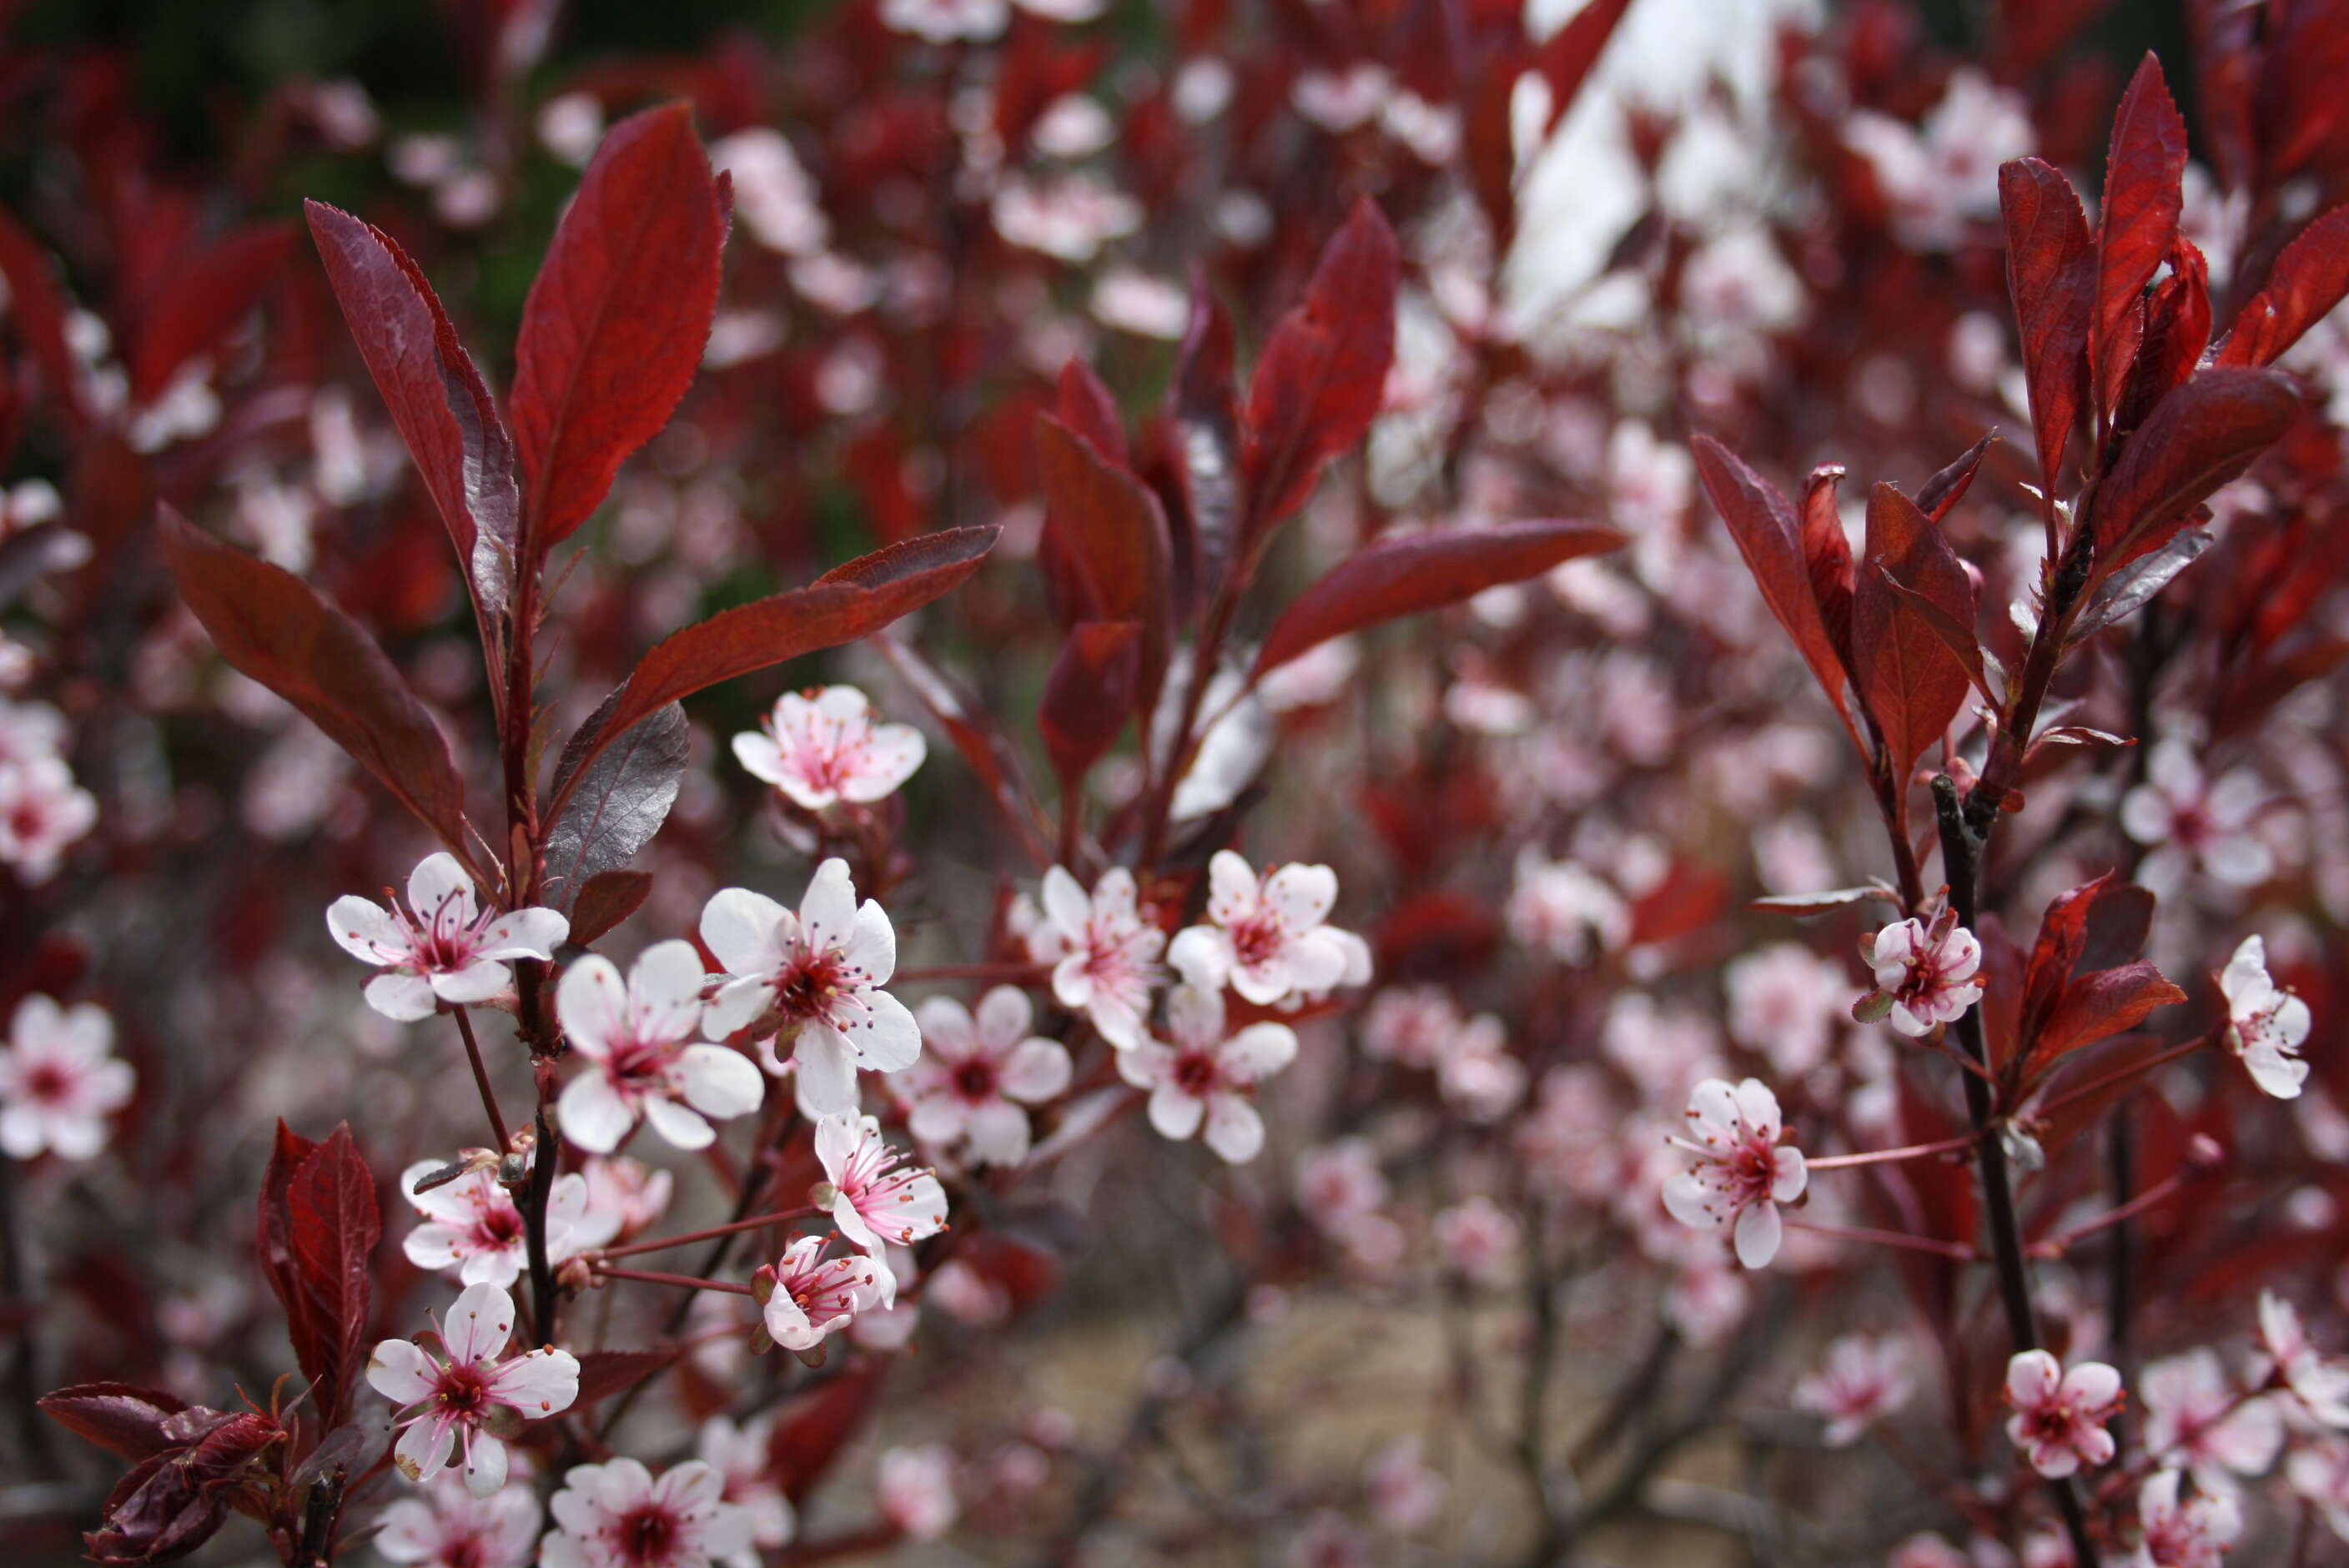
[953,1057,998,1102]
[22,1062,72,1104]
[1229,914,1285,971]
[1174,1050,1220,1098]
[435,1362,491,1415]
[614,1505,678,1568]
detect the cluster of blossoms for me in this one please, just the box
[0,696,96,885]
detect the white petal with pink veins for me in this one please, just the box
[700,888,788,977]
[731,728,790,786]
[1220,1023,1298,1083]
[1732,1078,1782,1142]
[792,1028,860,1116]
[1770,1145,1808,1203]
[555,955,631,1058]
[642,1094,715,1149]
[558,1071,636,1153]
[973,984,1033,1049]
[798,858,858,945]
[1204,849,1259,922]
[1039,866,1092,938]
[2006,1349,2061,1406]
[462,1431,508,1496]
[1662,1171,1722,1229]
[858,992,922,1073]
[1203,1094,1265,1163]
[476,907,568,962]
[843,900,898,985]
[326,896,404,962]
[1149,1081,1205,1140]
[706,976,773,1039]
[843,723,925,801]
[365,1337,439,1404]
[965,1099,1032,1166]
[430,958,513,1006]
[1683,1078,1743,1147]
[407,852,478,927]
[914,996,978,1061]
[1263,862,1337,928]
[490,1345,580,1417]
[442,1282,517,1364]
[908,1092,970,1147]
[394,1411,454,1481]
[365,972,440,1021]
[679,1044,762,1119]
[1733,1200,1782,1269]
[1000,1038,1072,1102]
[630,940,709,1038]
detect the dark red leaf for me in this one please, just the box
[84,1410,279,1565]
[571,1348,679,1407]
[1241,199,1398,546]
[1251,518,1624,678]
[39,1385,194,1464]
[2217,203,2349,367]
[1799,463,1854,666]
[1532,0,1636,136]
[569,869,653,947]
[1693,436,1862,748]
[2114,239,2212,436]
[768,1361,885,1502]
[128,222,298,405]
[1035,414,1171,720]
[2092,56,2188,418]
[1169,275,1240,606]
[159,507,474,858]
[1916,431,1996,524]
[510,103,726,550]
[543,699,687,910]
[1040,619,1142,791]
[2068,525,2212,646]
[1999,158,2095,494]
[1874,566,1994,705]
[1851,483,1977,773]
[1053,359,1127,466]
[2087,367,2296,568]
[304,201,519,616]
[0,205,89,430]
[275,1125,380,1426]
[2030,962,2186,1072]
[565,527,998,786]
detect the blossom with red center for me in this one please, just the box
[375,1474,542,1568]
[1662,1077,1807,1269]
[729,686,923,813]
[1116,983,1298,1164]
[0,994,132,1160]
[0,754,97,885]
[2255,1290,2349,1427]
[2004,1349,2125,1479]
[1431,1196,1522,1285]
[327,852,568,1022]
[875,1445,959,1542]
[400,1160,594,1289]
[2140,1348,2281,1495]
[541,1458,754,1568]
[895,988,1071,1168]
[814,1113,948,1267]
[2134,1469,2241,1568]
[1859,916,1984,1038]
[699,859,918,1116]
[1792,1334,1914,1447]
[1168,851,1366,1008]
[692,1415,797,1559]
[2121,739,2273,893]
[556,942,764,1154]
[367,1281,580,1497]
[1036,866,1165,1049]
[2220,936,2311,1099]
[753,1234,884,1352]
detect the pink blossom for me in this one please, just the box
[2004,1349,2124,1479]
[693,1415,797,1558]
[556,942,764,1153]
[578,1156,673,1244]
[0,754,97,884]
[2287,1435,2349,1544]
[699,858,918,1115]
[1037,866,1165,1048]
[1431,1196,1521,1284]
[2134,1469,2241,1568]
[1364,1434,1446,1535]
[991,173,1140,262]
[898,988,1071,1168]
[876,1445,959,1541]
[1505,851,1629,964]
[2140,1348,2281,1494]
[375,1474,542,1568]
[1725,942,1848,1077]
[814,1113,949,1261]
[541,1458,754,1568]
[1294,1139,1388,1231]
[1118,983,1297,1164]
[729,686,923,812]
[1862,917,1984,1038]
[1358,985,1455,1070]
[707,131,827,259]
[2221,936,2311,1099]
[2121,740,2273,892]
[2255,1290,2349,1427]
[1792,1334,1914,1446]
[1662,1078,1807,1269]
[1434,1013,1525,1123]
[367,1281,580,1496]
[754,1234,885,1353]
[1169,851,1362,1008]
[0,995,132,1160]
[400,1161,593,1288]
[328,853,568,1022]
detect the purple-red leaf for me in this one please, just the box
[1251,518,1624,678]
[39,1385,194,1464]
[1532,0,1636,136]
[129,222,298,405]
[511,103,726,550]
[159,507,472,857]
[2092,57,2188,418]
[1851,483,1978,773]
[0,206,88,430]
[2217,203,2349,368]
[569,869,653,947]
[1916,432,1995,524]
[1041,619,1142,791]
[269,1124,380,1427]
[1036,414,1171,719]
[1999,158,2095,495]
[1241,199,1398,547]
[544,699,687,910]
[305,200,519,616]
[564,527,998,788]
[1169,276,1240,607]
[1692,435,1862,748]
[571,1348,680,1407]
[1799,463,1854,666]
[2088,367,2296,567]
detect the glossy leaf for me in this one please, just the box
[1169,276,1240,607]
[565,527,998,786]
[39,1385,194,1464]
[571,1348,679,1407]
[2217,203,2349,367]
[257,1123,380,1428]
[1036,414,1171,719]
[1040,619,1142,791]
[159,507,472,857]
[1251,518,1624,678]
[570,869,653,947]
[305,201,519,616]
[2092,56,2187,418]
[544,700,688,910]
[1241,199,1398,546]
[1850,483,1977,773]
[510,103,727,550]
[1693,436,1861,747]
[2088,368,2296,565]
[1915,431,1994,524]
[1799,463,1854,666]
[1999,158,2095,495]
[2068,525,2213,645]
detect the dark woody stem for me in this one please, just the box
[450,1008,508,1153]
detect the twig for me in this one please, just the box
[450,1008,508,1153]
